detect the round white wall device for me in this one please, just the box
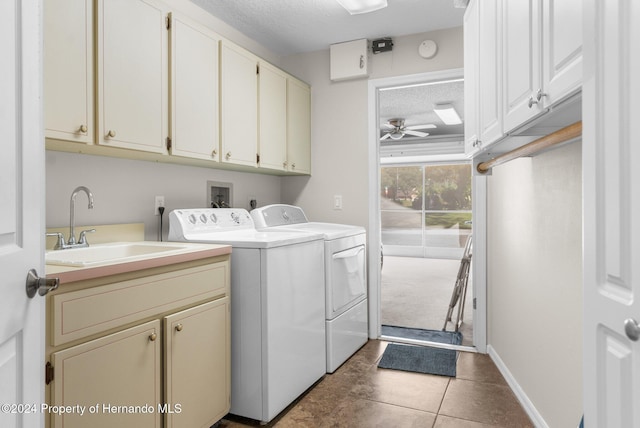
[418,40,438,59]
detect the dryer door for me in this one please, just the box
[327,243,367,319]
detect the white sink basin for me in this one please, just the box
[45,243,190,267]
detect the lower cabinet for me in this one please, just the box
[50,320,163,428]
[164,298,230,428]
[45,257,230,428]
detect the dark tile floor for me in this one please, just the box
[220,340,533,428]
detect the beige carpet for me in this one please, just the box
[381,256,474,347]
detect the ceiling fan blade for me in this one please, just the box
[380,133,392,140]
[405,124,437,130]
[404,130,429,137]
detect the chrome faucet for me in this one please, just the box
[47,186,96,250]
[68,186,94,245]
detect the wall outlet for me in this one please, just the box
[155,196,165,215]
[333,195,343,210]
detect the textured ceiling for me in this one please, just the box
[189,0,465,56]
[189,0,466,144]
[379,79,464,141]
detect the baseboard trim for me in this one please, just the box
[487,345,548,428]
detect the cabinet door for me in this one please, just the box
[463,0,480,156]
[164,298,230,428]
[478,0,502,147]
[97,0,168,153]
[170,13,220,161]
[50,320,161,428]
[329,39,368,81]
[44,0,93,143]
[542,0,582,106]
[502,0,543,133]
[220,41,258,167]
[258,62,287,171]
[286,79,311,174]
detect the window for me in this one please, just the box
[381,162,472,259]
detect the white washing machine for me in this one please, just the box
[250,204,368,373]
[168,208,326,423]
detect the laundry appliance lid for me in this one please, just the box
[251,204,365,240]
[168,208,323,248]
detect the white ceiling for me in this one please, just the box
[189,0,465,56]
[189,0,466,144]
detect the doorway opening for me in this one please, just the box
[380,161,473,347]
[367,69,483,351]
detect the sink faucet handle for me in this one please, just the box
[78,229,96,245]
[46,232,66,250]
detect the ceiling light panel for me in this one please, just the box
[433,103,462,125]
[336,0,388,15]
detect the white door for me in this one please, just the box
[583,0,640,426]
[0,0,46,427]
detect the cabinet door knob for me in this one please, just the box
[283,161,288,168]
[79,124,88,133]
[226,151,231,160]
[107,130,116,138]
[148,333,157,342]
[625,318,640,341]
[291,163,296,169]
[212,149,218,157]
[528,89,547,108]
[175,324,183,332]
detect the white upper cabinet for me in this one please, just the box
[464,0,502,156]
[466,0,583,156]
[502,0,543,133]
[169,13,220,161]
[502,0,582,134]
[44,0,93,144]
[44,0,312,175]
[258,62,288,172]
[287,78,312,175]
[220,41,259,168]
[478,0,502,147]
[97,0,169,154]
[330,39,369,81]
[463,0,480,156]
[541,0,582,106]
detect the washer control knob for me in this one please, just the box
[210,213,218,223]
[200,214,208,224]
[188,214,197,224]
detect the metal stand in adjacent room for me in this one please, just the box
[443,234,472,332]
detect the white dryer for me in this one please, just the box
[168,208,325,424]
[250,204,368,373]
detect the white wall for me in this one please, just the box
[280,27,464,228]
[487,141,583,427]
[46,151,281,240]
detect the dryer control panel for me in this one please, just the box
[251,204,309,228]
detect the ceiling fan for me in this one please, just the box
[380,118,436,140]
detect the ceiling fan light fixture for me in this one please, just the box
[336,0,388,15]
[389,131,404,140]
[433,103,463,125]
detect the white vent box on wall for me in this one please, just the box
[330,39,369,81]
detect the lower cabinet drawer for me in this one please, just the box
[50,260,229,346]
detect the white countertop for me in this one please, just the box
[45,241,231,284]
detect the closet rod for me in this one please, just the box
[476,121,582,174]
